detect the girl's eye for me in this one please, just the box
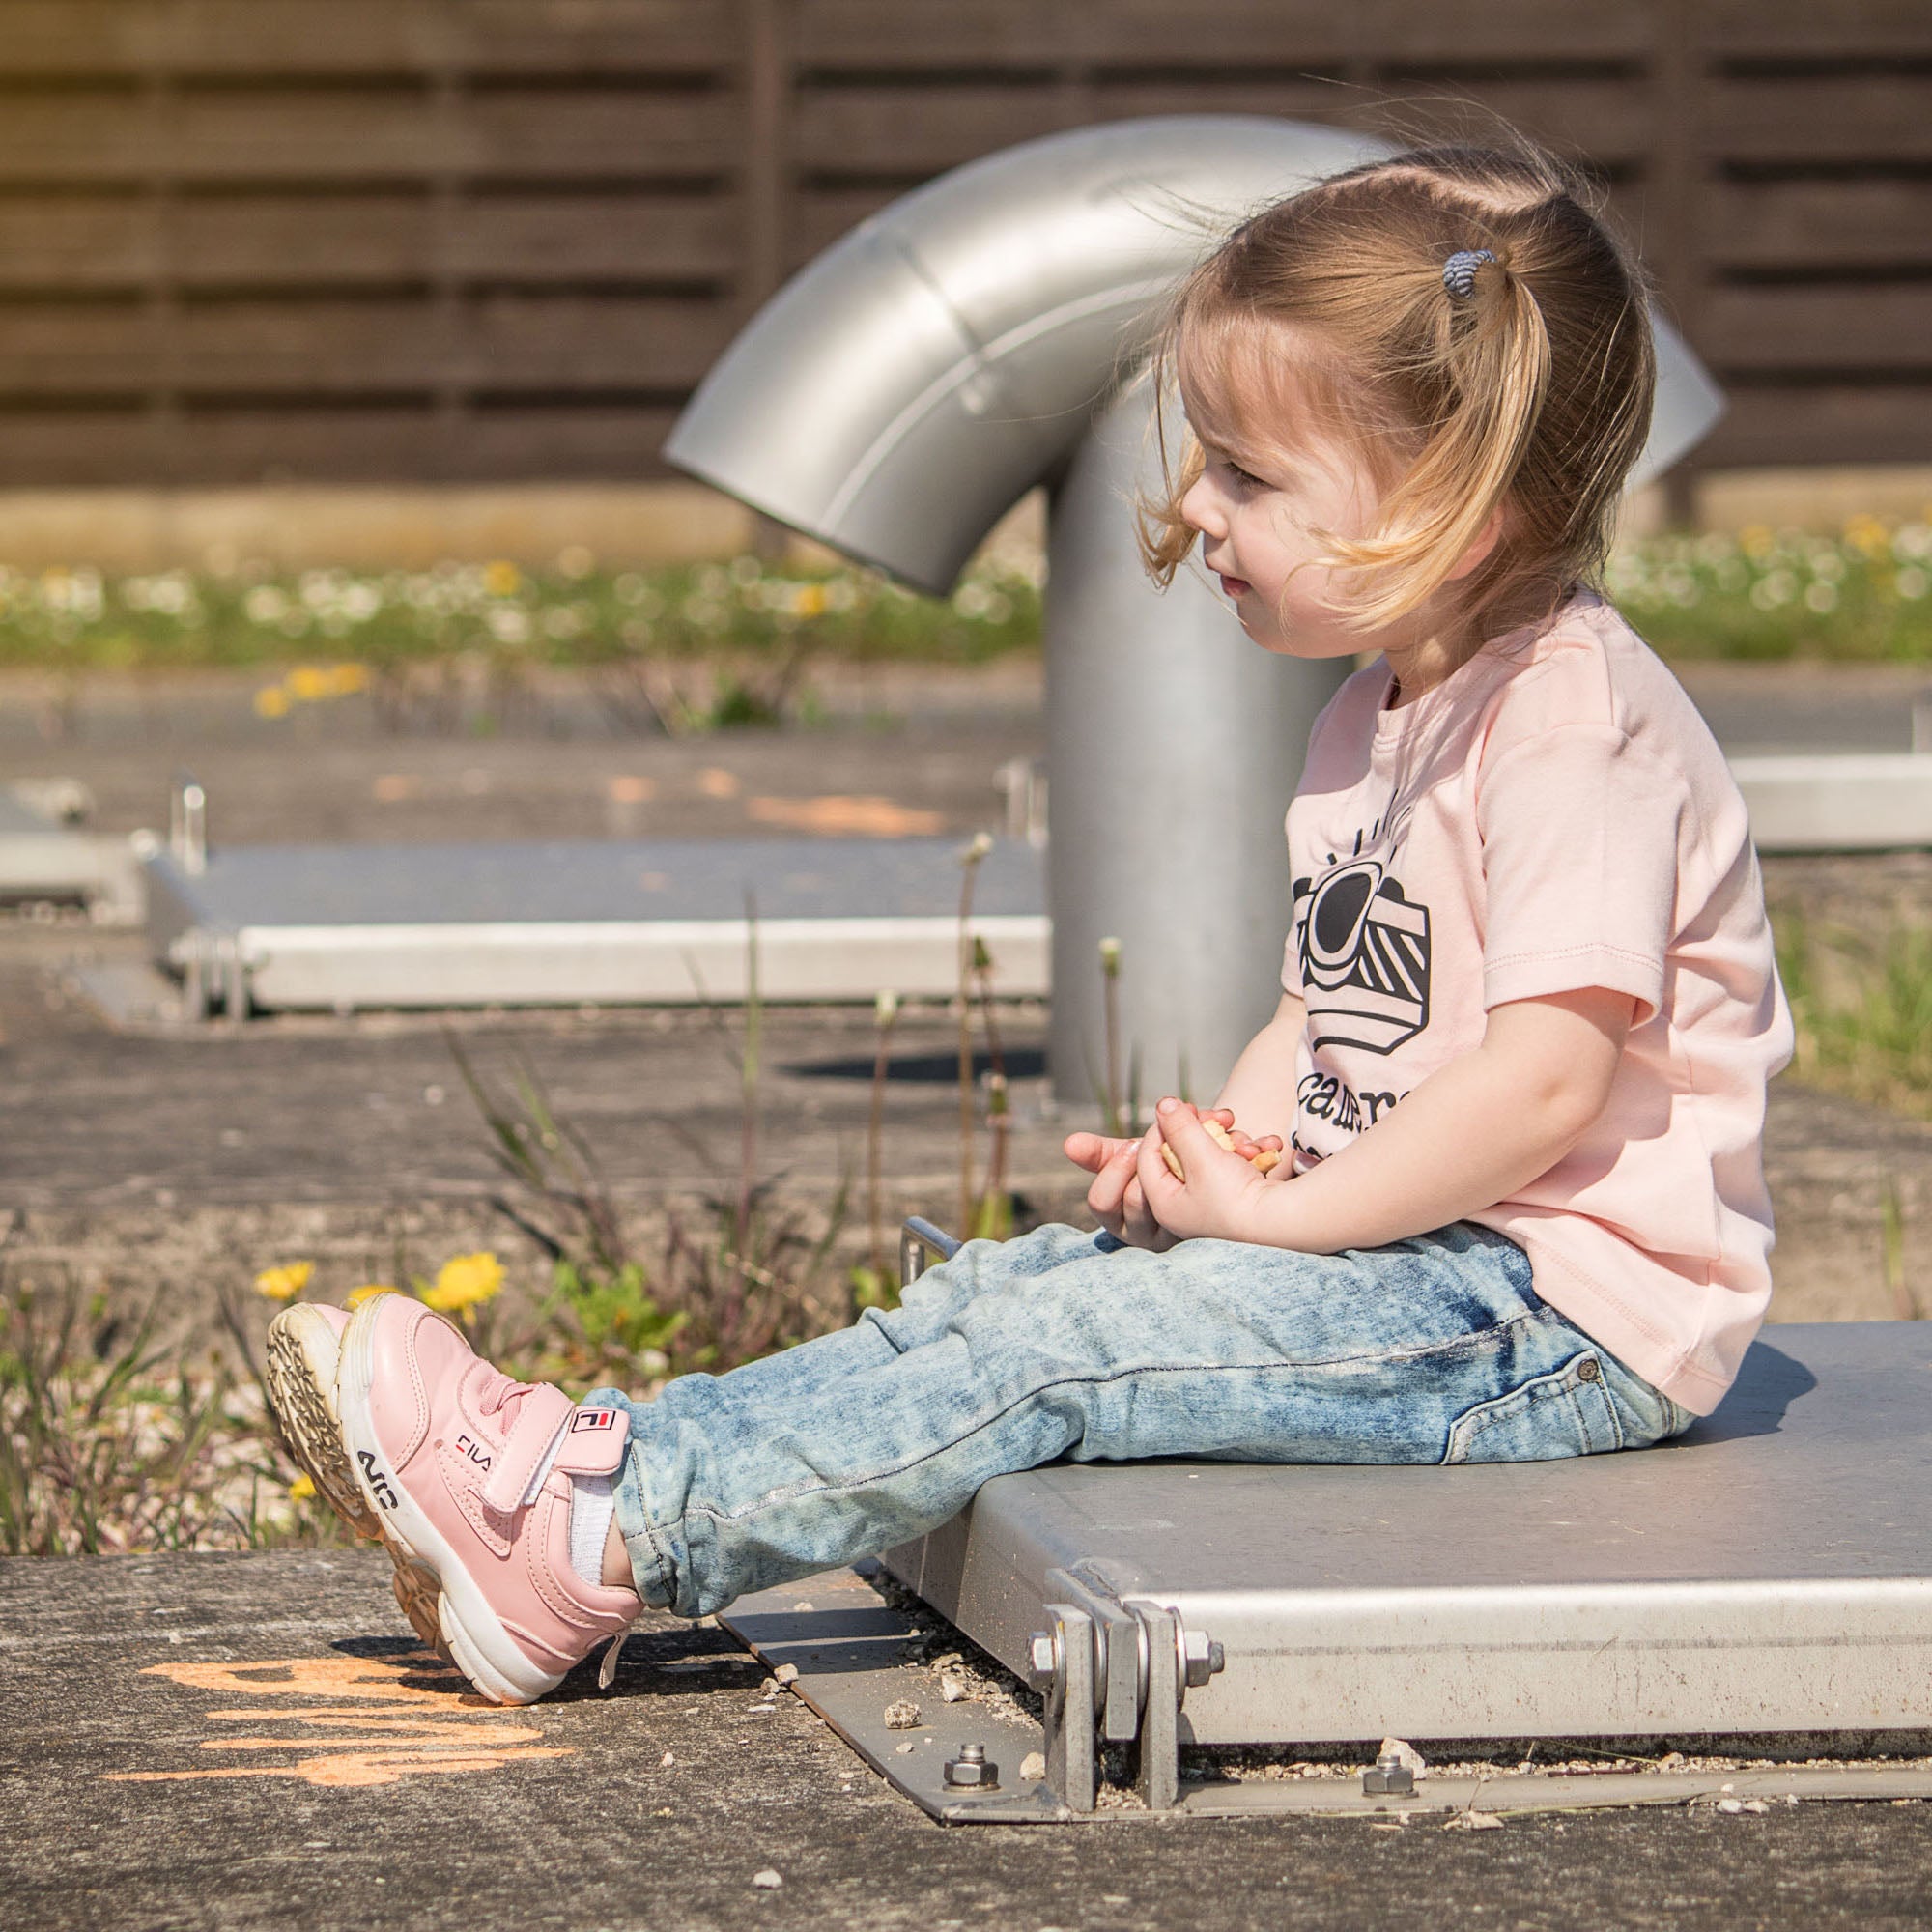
[1220,457,1264,490]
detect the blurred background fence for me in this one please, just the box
[0,1,1921,527]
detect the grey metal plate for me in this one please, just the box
[143,835,1048,1011]
[884,1323,1932,1747]
[148,835,1044,927]
[718,1566,1067,1824]
[717,1567,1932,1824]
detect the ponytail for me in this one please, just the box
[1135,140,1658,650]
[1318,239,1552,631]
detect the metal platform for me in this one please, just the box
[135,751,1932,1021]
[719,1318,1932,1820]
[0,786,141,921]
[143,833,1048,1017]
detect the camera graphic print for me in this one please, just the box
[1292,854,1433,1054]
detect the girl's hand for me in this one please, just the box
[1064,1108,1267,1176]
[1084,1133,1179,1251]
[1065,1109,1265,1252]
[1137,1098,1279,1243]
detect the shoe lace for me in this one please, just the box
[472,1363,540,1428]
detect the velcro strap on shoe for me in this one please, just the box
[553,1406,630,1477]
[481,1383,576,1517]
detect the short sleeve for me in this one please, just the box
[1476,723,1687,1025]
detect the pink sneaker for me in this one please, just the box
[265,1301,442,1653]
[332,1293,641,1705]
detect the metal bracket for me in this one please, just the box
[1038,1603,1096,1812]
[1027,1566,1224,1814]
[1043,1565,1142,1744]
[899,1216,962,1288]
[1125,1599,1179,1811]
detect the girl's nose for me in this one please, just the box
[1179,472,1223,538]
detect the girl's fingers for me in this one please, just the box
[1120,1175,1163,1248]
[1064,1130,1133,1174]
[1085,1136,1141,1228]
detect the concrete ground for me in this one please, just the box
[8,656,1932,1927]
[7,1550,1932,1932]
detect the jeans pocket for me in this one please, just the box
[1441,1350,1625,1464]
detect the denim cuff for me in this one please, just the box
[583,1383,677,1609]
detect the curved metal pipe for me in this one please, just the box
[666,115,1718,597]
[664,116,1723,1104]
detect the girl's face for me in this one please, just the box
[1177,373,1393,668]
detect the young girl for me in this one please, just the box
[267,139,1793,1707]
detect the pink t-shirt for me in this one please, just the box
[1282,587,1793,1414]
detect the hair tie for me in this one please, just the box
[1441,248,1495,299]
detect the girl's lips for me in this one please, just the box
[1218,574,1250,596]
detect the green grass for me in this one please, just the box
[5,515,1932,688]
[1776,911,1932,1122]
[0,552,1044,679]
[1605,516,1932,663]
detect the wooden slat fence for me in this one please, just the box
[0,0,1920,491]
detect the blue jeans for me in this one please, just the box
[591,1220,1691,1619]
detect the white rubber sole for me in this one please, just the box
[334,1299,565,1707]
[265,1304,445,1657]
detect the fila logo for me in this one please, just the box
[455,1433,492,1471]
[571,1408,619,1434]
[357,1449,398,1511]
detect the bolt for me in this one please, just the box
[1026,1632,1059,1690]
[1362,1749,1415,1798]
[942,1742,1000,1789]
[1180,1629,1225,1689]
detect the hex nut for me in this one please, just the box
[1362,1752,1416,1797]
[943,1744,1000,1789]
[1180,1629,1224,1689]
[1027,1633,1059,1689]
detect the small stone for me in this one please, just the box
[749,1703,777,1716]
[1442,1808,1503,1832]
[659,1750,675,1766]
[751,1869,782,1889]
[1020,1751,1047,1782]
[895,1742,917,1755]
[1741,1799,1772,1815]
[773,1662,799,1686]
[792,1601,814,1611]
[884,1699,922,1729]
[1717,1798,1745,1814]
[759,1679,780,1696]
[1378,1736,1428,1780]
[939,1674,971,1703]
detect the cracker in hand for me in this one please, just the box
[1159,1114,1283,1183]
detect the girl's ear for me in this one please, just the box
[1443,500,1508,582]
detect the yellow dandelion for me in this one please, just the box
[288,1472,316,1502]
[482,560,521,598]
[1739,524,1774,560]
[790,582,829,619]
[421,1251,504,1314]
[286,663,331,702]
[1843,513,1890,559]
[254,1261,314,1302]
[347,1282,398,1309]
[330,661,370,696]
[254,685,292,720]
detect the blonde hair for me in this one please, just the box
[1135,140,1658,648]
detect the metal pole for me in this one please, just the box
[1045,371,1349,1110]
